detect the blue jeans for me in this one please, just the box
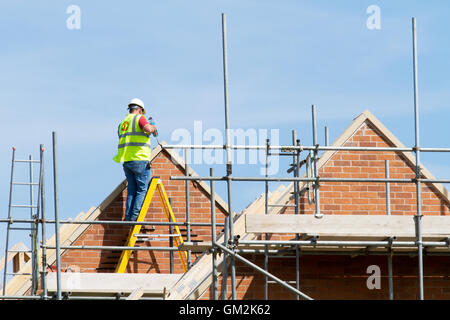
[123,161,151,221]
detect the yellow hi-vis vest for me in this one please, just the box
[113,114,151,163]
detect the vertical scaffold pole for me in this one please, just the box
[39,145,48,299]
[169,197,174,274]
[293,132,301,300]
[312,105,323,219]
[52,132,62,300]
[2,147,16,296]
[385,160,394,300]
[29,154,38,296]
[264,139,269,300]
[412,17,424,300]
[184,150,191,269]
[210,168,218,300]
[221,12,236,300]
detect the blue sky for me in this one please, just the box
[1,1,450,272]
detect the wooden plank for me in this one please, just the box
[46,273,181,297]
[0,242,30,274]
[13,252,30,273]
[245,214,450,239]
[126,287,144,300]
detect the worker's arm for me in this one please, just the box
[139,116,157,135]
[143,123,157,135]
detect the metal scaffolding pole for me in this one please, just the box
[264,139,269,300]
[236,249,450,257]
[39,145,48,299]
[412,17,424,300]
[312,105,323,219]
[28,154,36,295]
[210,168,218,300]
[172,176,418,183]
[184,151,191,269]
[2,147,16,296]
[239,239,449,247]
[293,132,301,300]
[163,144,450,153]
[52,132,62,300]
[0,219,224,227]
[169,198,174,274]
[221,12,236,300]
[385,160,394,300]
[44,245,181,251]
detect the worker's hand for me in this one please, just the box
[148,116,158,137]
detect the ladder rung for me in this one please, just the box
[134,234,181,238]
[6,272,32,276]
[14,160,40,163]
[11,205,37,208]
[9,227,33,231]
[267,280,297,284]
[7,249,32,253]
[12,182,39,186]
[137,238,170,241]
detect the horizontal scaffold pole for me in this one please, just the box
[0,219,224,227]
[171,176,450,184]
[239,240,449,247]
[162,144,450,153]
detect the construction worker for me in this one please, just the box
[113,98,158,221]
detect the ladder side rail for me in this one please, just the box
[2,147,16,295]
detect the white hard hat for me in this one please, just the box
[128,98,146,114]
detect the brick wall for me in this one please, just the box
[201,254,450,300]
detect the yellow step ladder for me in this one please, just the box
[115,177,188,273]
